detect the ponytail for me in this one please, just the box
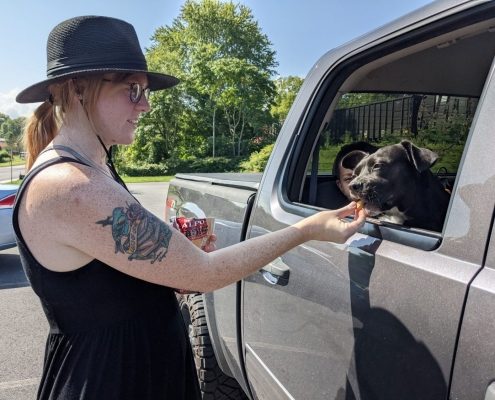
[23,101,59,170]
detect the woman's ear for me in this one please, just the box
[70,78,84,101]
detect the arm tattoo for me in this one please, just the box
[97,203,173,264]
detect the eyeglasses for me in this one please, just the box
[102,79,151,104]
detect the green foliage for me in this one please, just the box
[127,0,278,167]
[416,114,471,145]
[0,155,26,167]
[119,163,170,177]
[171,156,242,173]
[0,150,11,163]
[121,176,175,183]
[240,143,274,172]
[113,1,307,175]
[0,116,25,152]
[318,146,340,172]
[271,76,303,123]
[118,157,243,176]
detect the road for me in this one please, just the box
[0,182,169,399]
[0,165,25,183]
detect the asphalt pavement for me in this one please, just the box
[0,165,25,183]
[0,181,170,399]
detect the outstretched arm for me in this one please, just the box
[96,200,365,292]
[26,163,365,293]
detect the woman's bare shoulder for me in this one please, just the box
[18,160,134,271]
[23,162,132,223]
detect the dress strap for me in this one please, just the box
[39,144,92,164]
[40,144,129,191]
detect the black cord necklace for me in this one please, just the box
[95,135,128,190]
[75,90,129,191]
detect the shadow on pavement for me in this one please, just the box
[0,253,30,289]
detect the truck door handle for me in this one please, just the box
[260,258,290,286]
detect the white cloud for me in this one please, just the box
[0,89,39,118]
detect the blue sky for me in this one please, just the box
[0,0,433,118]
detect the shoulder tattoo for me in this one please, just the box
[96,203,172,264]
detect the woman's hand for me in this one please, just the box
[201,234,217,252]
[299,202,366,243]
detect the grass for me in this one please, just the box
[0,156,25,167]
[120,175,175,183]
[2,179,21,185]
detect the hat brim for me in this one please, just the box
[16,68,180,104]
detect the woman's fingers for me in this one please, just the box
[202,234,217,252]
[354,207,367,224]
[335,202,367,222]
[331,204,367,242]
[336,202,359,218]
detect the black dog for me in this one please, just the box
[345,140,450,231]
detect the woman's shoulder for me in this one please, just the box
[24,156,126,212]
[17,155,134,272]
[29,156,96,189]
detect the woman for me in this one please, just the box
[13,16,366,399]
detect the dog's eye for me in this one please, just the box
[372,163,383,171]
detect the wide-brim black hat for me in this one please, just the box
[16,15,179,104]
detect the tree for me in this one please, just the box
[271,76,303,132]
[135,0,278,160]
[0,116,24,153]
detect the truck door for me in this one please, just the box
[241,6,495,399]
[450,211,495,399]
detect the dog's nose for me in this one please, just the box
[350,181,363,192]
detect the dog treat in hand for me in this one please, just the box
[356,200,364,211]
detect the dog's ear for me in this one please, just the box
[341,150,368,170]
[400,140,438,172]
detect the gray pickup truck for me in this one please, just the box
[165,1,495,399]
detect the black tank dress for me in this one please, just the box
[12,157,201,400]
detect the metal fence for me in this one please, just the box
[327,94,478,142]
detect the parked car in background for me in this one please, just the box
[0,184,18,251]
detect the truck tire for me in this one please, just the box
[178,293,249,400]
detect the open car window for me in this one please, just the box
[287,14,495,248]
[304,92,477,210]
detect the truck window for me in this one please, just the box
[291,16,495,242]
[307,92,477,209]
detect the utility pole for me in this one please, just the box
[10,147,13,182]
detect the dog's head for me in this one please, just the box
[347,140,439,217]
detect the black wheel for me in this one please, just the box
[178,293,249,400]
